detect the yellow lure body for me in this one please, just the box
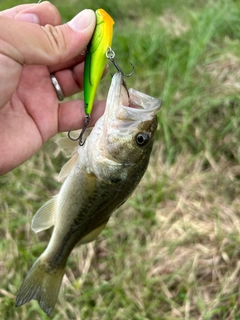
[84,9,114,115]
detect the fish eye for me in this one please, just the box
[136,132,150,147]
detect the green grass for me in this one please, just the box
[1,0,240,319]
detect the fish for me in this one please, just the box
[15,72,161,316]
[84,8,114,115]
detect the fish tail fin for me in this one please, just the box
[15,256,65,316]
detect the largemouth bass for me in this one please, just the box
[16,73,161,316]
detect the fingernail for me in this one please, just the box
[17,13,40,24]
[68,9,95,31]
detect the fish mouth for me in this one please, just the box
[105,73,162,122]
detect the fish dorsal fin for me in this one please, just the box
[58,153,78,182]
[31,196,57,233]
[78,220,109,245]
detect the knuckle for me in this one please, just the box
[41,24,67,64]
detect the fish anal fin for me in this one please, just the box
[31,197,57,233]
[79,221,109,245]
[16,256,65,317]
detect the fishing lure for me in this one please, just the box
[68,9,134,146]
[84,9,114,116]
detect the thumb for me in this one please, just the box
[0,9,96,66]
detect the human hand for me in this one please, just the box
[0,2,106,175]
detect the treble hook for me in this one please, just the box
[106,47,135,77]
[68,115,91,146]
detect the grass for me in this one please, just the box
[1,0,240,319]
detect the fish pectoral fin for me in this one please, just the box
[58,153,78,181]
[56,136,79,157]
[57,129,92,182]
[79,220,109,245]
[57,129,93,157]
[31,197,57,233]
[16,256,65,317]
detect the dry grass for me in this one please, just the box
[204,53,240,96]
[158,10,189,37]
[144,146,240,319]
